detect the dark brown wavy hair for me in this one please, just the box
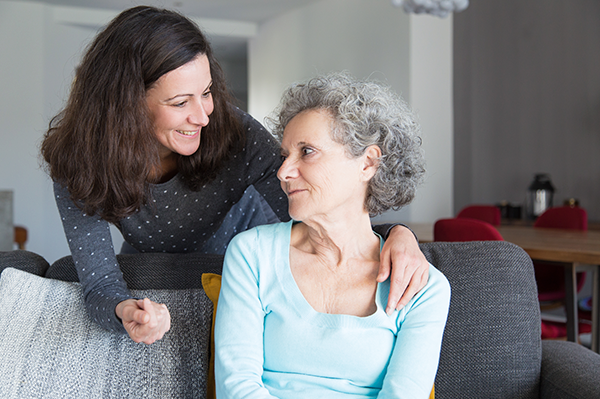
[41,6,242,223]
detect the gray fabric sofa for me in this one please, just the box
[1,241,599,398]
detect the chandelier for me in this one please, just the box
[391,0,469,18]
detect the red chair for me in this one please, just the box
[533,206,588,302]
[534,206,588,231]
[434,218,503,242]
[534,206,588,339]
[457,205,501,226]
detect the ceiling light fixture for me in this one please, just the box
[391,0,469,18]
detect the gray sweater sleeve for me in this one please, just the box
[54,182,132,334]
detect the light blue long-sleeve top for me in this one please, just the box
[215,221,450,398]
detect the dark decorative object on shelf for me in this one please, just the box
[526,173,555,220]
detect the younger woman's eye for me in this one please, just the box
[203,83,213,98]
[173,101,187,107]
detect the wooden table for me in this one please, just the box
[410,223,600,353]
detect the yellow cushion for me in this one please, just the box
[200,272,435,399]
[201,273,222,399]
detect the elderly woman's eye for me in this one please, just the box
[302,147,314,156]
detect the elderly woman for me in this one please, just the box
[214,72,451,398]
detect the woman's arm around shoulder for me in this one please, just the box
[376,224,430,314]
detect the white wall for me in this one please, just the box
[249,0,411,122]
[0,2,122,264]
[454,1,600,221]
[406,14,453,222]
[0,1,56,259]
[249,0,453,223]
[0,0,453,263]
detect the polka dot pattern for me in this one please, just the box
[53,108,289,333]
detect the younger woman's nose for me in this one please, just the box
[188,101,210,126]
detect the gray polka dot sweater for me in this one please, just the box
[54,110,289,333]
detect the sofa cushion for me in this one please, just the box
[202,273,222,399]
[420,241,542,399]
[0,267,212,398]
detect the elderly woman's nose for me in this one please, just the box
[277,157,298,181]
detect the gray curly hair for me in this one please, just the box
[267,71,426,216]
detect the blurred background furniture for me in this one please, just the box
[410,220,600,352]
[434,218,503,242]
[2,241,600,398]
[535,205,588,231]
[0,191,13,251]
[533,206,590,341]
[14,226,27,250]
[456,204,501,226]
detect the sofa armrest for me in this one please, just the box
[540,340,600,398]
[421,242,541,398]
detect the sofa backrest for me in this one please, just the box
[421,241,541,399]
[0,250,49,277]
[46,252,224,289]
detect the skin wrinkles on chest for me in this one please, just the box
[290,244,380,317]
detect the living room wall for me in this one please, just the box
[0,1,61,260]
[248,0,453,224]
[454,0,600,221]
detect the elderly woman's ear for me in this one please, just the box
[360,145,382,181]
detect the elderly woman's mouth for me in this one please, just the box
[287,188,307,196]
